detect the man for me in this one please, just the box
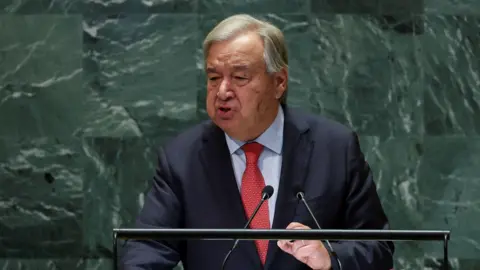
[121,14,394,270]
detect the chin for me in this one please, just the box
[213,117,231,128]
[213,118,236,133]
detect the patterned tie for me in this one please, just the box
[240,142,270,265]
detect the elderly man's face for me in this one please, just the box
[205,31,287,141]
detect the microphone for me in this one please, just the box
[295,189,343,270]
[221,185,274,270]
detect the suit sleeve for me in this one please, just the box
[329,132,395,270]
[120,147,183,270]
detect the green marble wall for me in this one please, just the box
[0,0,479,269]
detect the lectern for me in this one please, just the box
[113,228,451,270]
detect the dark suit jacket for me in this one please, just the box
[121,105,394,270]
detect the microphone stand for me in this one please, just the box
[221,187,273,270]
[297,191,343,270]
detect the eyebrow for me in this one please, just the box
[232,64,249,71]
[206,64,251,74]
[206,67,217,73]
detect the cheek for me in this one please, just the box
[206,85,215,95]
[236,90,258,112]
[206,92,214,101]
[206,91,216,108]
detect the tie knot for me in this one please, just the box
[242,142,263,164]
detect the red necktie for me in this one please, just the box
[240,142,270,265]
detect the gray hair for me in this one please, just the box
[203,14,288,104]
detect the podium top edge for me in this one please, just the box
[112,228,451,241]
[112,228,451,234]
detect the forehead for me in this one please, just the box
[206,32,264,69]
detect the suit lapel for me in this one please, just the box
[264,106,313,270]
[199,122,262,269]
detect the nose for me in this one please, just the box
[217,78,234,100]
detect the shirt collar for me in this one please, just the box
[224,105,284,155]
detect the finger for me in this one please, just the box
[277,240,294,254]
[291,239,319,246]
[286,222,311,243]
[287,222,303,229]
[294,244,320,264]
[292,239,311,254]
[278,239,295,248]
[286,222,307,229]
[277,240,289,249]
[296,241,331,269]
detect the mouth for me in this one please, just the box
[218,106,231,113]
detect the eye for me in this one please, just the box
[234,76,247,80]
[208,77,220,81]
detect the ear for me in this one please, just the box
[274,67,288,99]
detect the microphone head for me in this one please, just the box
[293,185,304,200]
[262,185,274,199]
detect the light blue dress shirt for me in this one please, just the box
[224,105,284,226]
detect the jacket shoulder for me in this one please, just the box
[160,119,212,157]
[290,107,355,141]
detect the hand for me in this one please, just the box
[277,222,332,270]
